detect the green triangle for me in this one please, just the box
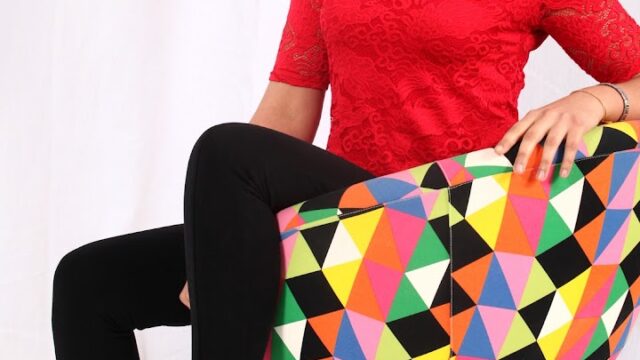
[406,223,449,271]
[466,165,512,178]
[604,267,629,311]
[286,235,321,278]
[376,325,411,359]
[519,259,556,308]
[454,153,467,166]
[300,208,338,223]
[550,162,583,198]
[536,204,573,255]
[386,275,428,322]
[583,320,608,359]
[273,283,307,326]
[270,329,297,360]
[498,312,536,358]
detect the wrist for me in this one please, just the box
[583,84,625,123]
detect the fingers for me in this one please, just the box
[179,281,190,309]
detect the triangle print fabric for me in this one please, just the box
[265,120,640,360]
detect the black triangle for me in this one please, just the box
[452,279,475,315]
[420,163,449,189]
[574,179,606,231]
[431,270,451,308]
[430,214,451,254]
[299,190,343,212]
[450,182,472,217]
[519,292,555,338]
[503,138,522,166]
[451,219,493,272]
[300,221,339,267]
[634,200,640,226]
[574,154,609,177]
[300,322,332,359]
[613,291,634,333]
[501,341,545,360]
[585,337,610,360]
[593,126,638,157]
[621,240,640,286]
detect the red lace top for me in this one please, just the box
[269,0,640,177]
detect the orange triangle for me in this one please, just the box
[557,317,598,358]
[608,314,631,353]
[508,150,548,199]
[574,212,606,263]
[629,276,640,305]
[308,309,344,353]
[576,265,617,316]
[364,210,403,271]
[451,306,476,353]
[451,169,471,185]
[346,263,384,321]
[284,214,305,231]
[452,254,492,303]
[584,155,613,206]
[495,198,534,256]
[339,182,379,209]
[430,303,451,335]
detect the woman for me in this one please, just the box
[52,0,640,359]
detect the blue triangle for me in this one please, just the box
[613,314,633,355]
[366,178,417,204]
[478,255,516,309]
[386,195,426,219]
[608,151,638,204]
[459,307,495,358]
[334,311,366,360]
[595,209,630,260]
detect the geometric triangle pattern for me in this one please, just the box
[267,120,640,359]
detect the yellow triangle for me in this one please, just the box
[322,259,361,306]
[538,321,572,359]
[558,268,590,315]
[413,345,450,360]
[286,234,321,278]
[622,208,640,260]
[493,172,512,193]
[343,207,384,255]
[582,126,603,157]
[449,205,464,226]
[375,325,411,359]
[498,312,536,358]
[410,163,430,185]
[466,196,507,249]
[519,259,556,308]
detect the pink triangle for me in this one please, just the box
[281,232,298,270]
[346,310,385,360]
[595,215,631,265]
[495,252,534,306]
[508,194,548,253]
[437,158,465,182]
[419,191,441,216]
[477,305,517,356]
[559,323,596,360]
[576,276,615,318]
[364,259,404,319]
[386,208,427,268]
[386,170,419,187]
[609,159,639,209]
[276,206,299,232]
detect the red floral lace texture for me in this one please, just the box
[269,0,640,177]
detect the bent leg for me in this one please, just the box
[183,122,376,359]
[52,224,190,359]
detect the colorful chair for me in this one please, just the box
[264,119,640,360]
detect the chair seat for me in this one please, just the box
[265,119,640,360]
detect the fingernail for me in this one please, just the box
[537,169,545,180]
[560,168,568,178]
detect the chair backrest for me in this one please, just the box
[265,119,640,360]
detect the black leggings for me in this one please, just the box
[51,122,376,359]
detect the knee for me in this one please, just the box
[187,122,260,172]
[52,245,100,305]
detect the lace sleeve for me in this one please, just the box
[269,0,330,90]
[540,0,640,83]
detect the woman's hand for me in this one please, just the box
[179,281,190,309]
[493,90,606,181]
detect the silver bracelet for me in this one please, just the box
[599,82,630,122]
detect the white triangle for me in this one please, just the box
[274,319,307,359]
[405,259,449,308]
[550,177,584,232]
[466,176,506,217]
[464,147,514,167]
[602,289,628,335]
[539,291,572,338]
[322,221,363,268]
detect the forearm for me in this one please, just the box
[578,73,640,122]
